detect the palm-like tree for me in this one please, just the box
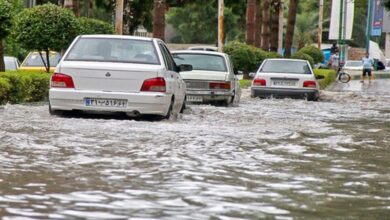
[246,0,257,45]
[261,0,270,50]
[254,0,262,47]
[153,0,166,40]
[294,12,318,50]
[270,0,281,52]
[284,0,299,57]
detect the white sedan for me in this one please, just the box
[172,50,241,106]
[49,35,190,119]
[251,59,323,101]
[343,60,363,71]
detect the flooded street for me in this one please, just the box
[0,86,390,219]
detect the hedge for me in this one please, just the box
[0,70,51,105]
[313,69,336,89]
[298,46,324,64]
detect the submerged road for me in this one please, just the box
[0,84,389,219]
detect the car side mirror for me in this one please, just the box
[315,75,325,80]
[178,64,193,72]
[234,69,243,75]
[249,72,256,78]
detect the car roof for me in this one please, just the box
[265,58,308,62]
[79,34,157,42]
[188,46,218,51]
[172,50,226,56]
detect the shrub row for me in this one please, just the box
[223,41,282,77]
[313,69,336,89]
[0,71,51,105]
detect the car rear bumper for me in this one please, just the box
[186,90,233,102]
[49,89,171,116]
[251,87,319,100]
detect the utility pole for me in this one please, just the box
[115,0,124,35]
[277,0,284,54]
[365,0,373,53]
[317,0,323,49]
[218,0,224,52]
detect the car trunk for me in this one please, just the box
[262,73,316,88]
[59,61,160,93]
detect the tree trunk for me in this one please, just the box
[261,0,270,51]
[254,0,262,48]
[64,0,73,13]
[72,0,80,16]
[0,40,5,72]
[123,0,133,35]
[284,0,299,57]
[270,0,280,52]
[153,0,166,40]
[246,0,256,45]
[84,0,92,17]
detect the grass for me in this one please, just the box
[239,79,252,89]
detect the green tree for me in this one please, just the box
[14,3,79,72]
[0,0,13,72]
[167,1,241,43]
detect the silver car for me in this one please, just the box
[251,59,322,101]
[4,56,19,70]
[172,50,241,106]
[49,35,190,119]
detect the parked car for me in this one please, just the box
[172,50,241,105]
[4,56,20,70]
[187,46,218,52]
[49,35,191,119]
[343,60,363,71]
[251,59,323,101]
[20,51,61,72]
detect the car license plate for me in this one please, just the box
[273,80,296,86]
[85,98,127,108]
[187,95,203,102]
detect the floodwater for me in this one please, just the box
[0,88,390,219]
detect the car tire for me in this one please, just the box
[180,96,186,113]
[49,104,64,117]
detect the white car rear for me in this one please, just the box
[251,59,321,101]
[172,50,241,105]
[343,60,363,71]
[49,35,188,119]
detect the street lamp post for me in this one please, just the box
[218,0,224,52]
[115,0,124,35]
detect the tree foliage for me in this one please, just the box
[167,1,242,43]
[0,0,13,72]
[14,3,79,72]
[78,17,114,35]
[298,45,324,63]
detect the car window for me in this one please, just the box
[65,38,160,65]
[4,57,17,70]
[158,43,175,71]
[172,53,227,72]
[22,52,61,67]
[260,60,312,74]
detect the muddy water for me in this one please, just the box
[0,89,389,219]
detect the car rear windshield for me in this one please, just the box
[65,38,160,65]
[173,53,227,72]
[22,52,61,67]
[260,60,312,74]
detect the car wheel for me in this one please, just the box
[49,104,64,116]
[180,96,186,113]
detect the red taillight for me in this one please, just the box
[209,82,231,90]
[303,80,317,88]
[51,73,75,88]
[141,77,166,92]
[253,78,266,86]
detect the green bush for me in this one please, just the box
[314,69,336,89]
[0,77,11,105]
[0,70,51,104]
[78,17,114,35]
[224,41,279,78]
[291,52,314,67]
[298,46,324,64]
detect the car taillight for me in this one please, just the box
[303,80,317,88]
[209,82,231,90]
[253,78,266,86]
[141,77,166,92]
[51,73,75,88]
